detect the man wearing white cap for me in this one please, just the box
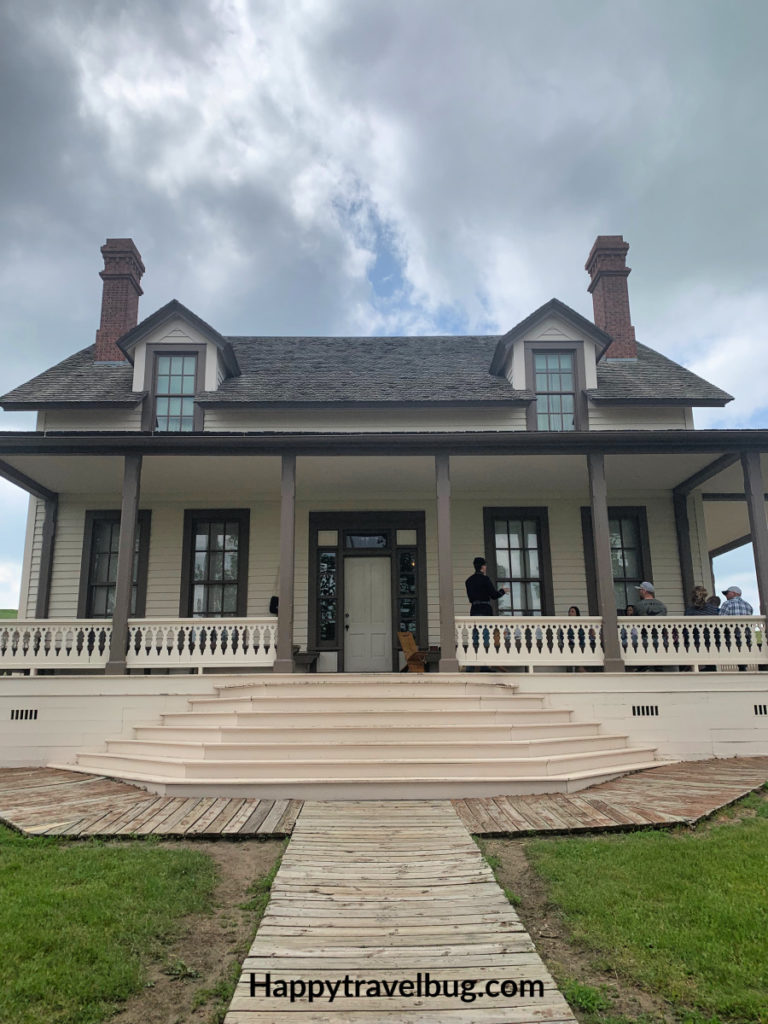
[719,586,753,616]
[634,581,667,616]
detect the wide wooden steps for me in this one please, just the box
[55,674,660,797]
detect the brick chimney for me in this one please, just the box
[585,235,637,359]
[94,238,145,361]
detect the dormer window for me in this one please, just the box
[523,340,587,431]
[534,351,575,431]
[155,354,197,432]
[141,342,206,432]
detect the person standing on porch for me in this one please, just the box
[634,582,667,615]
[465,557,506,673]
[465,557,506,614]
[719,586,753,616]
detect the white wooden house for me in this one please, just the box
[1,235,766,796]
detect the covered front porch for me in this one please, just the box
[2,430,768,677]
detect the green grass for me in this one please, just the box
[0,825,217,1024]
[0,609,17,619]
[526,806,768,1023]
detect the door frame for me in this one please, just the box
[308,510,427,671]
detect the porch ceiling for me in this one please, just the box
[3,449,755,502]
[0,454,282,499]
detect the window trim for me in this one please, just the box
[141,342,206,432]
[77,509,151,618]
[580,505,653,614]
[179,509,250,617]
[482,506,554,615]
[524,340,588,431]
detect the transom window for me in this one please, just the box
[534,351,575,431]
[154,354,197,432]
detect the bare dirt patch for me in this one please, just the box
[109,838,283,1024]
[483,836,676,1023]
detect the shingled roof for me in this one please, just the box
[0,334,731,409]
[590,343,732,406]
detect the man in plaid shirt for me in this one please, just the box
[719,585,753,615]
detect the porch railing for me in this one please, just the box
[3,615,765,674]
[126,619,277,670]
[0,618,278,673]
[0,621,112,671]
[456,616,604,670]
[455,615,768,670]
[620,616,766,669]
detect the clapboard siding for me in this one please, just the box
[588,402,691,430]
[203,406,528,433]
[19,497,42,619]
[42,408,143,431]
[31,488,689,630]
[48,502,89,617]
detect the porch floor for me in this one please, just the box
[1,757,766,839]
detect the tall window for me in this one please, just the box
[581,507,652,613]
[154,354,197,432]
[610,513,644,612]
[182,511,249,617]
[79,511,150,618]
[484,508,553,616]
[533,351,575,431]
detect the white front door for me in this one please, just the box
[344,557,392,672]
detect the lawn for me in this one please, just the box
[0,826,230,1024]
[507,790,768,1023]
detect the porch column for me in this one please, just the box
[587,452,624,672]
[741,451,768,614]
[105,454,142,675]
[274,453,296,673]
[34,497,58,619]
[435,453,460,672]
[672,492,695,604]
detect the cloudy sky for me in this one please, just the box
[0,0,766,609]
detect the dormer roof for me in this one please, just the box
[489,298,615,377]
[117,299,240,377]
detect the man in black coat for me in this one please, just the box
[465,557,506,614]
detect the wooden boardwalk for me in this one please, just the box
[0,758,766,839]
[453,756,768,835]
[0,768,301,838]
[225,800,576,1022]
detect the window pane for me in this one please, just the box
[210,524,225,550]
[194,551,207,581]
[345,533,388,548]
[623,549,640,578]
[222,585,237,613]
[495,550,511,579]
[170,356,184,374]
[192,585,206,615]
[223,552,238,580]
[209,552,223,580]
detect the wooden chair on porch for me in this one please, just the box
[397,631,428,673]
